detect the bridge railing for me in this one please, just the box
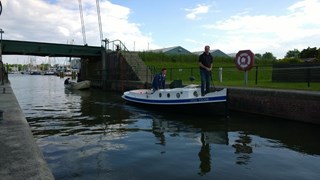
[103,39,152,83]
[104,39,129,52]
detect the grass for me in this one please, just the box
[139,52,320,91]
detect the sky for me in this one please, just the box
[0,0,320,64]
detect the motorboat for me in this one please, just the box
[44,71,56,76]
[122,84,227,106]
[65,80,90,90]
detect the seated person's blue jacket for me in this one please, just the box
[152,73,166,90]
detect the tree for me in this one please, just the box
[300,47,318,58]
[40,63,50,71]
[285,49,300,58]
[18,64,23,71]
[255,53,262,60]
[261,52,276,61]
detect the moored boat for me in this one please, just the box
[64,80,90,90]
[44,71,56,76]
[122,84,227,105]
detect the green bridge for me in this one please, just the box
[0,39,152,90]
[1,39,103,57]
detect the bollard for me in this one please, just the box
[219,67,223,83]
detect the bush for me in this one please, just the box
[277,58,302,63]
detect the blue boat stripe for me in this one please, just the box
[123,95,227,105]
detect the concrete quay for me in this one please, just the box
[0,82,54,180]
[227,86,320,125]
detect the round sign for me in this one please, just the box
[235,50,255,71]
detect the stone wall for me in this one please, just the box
[227,87,320,125]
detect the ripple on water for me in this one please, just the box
[9,75,320,179]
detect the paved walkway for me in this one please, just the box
[0,82,54,180]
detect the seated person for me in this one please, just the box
[152,68,167,91]
[64,78,71,85]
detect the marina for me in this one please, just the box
[1,1,320,179]
[3,74,320,179]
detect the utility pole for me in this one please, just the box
[0,28,3,55]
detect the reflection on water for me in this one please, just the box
[198,133,211,176]
[9,75,320,179]
[232,132,252,165]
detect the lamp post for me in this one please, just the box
[102,38,109,49]
[0,28,3,58]
[0,28,4,85]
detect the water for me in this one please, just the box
[9,74,320,180]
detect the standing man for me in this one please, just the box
[199,45,213,96]
[152,68,167,91]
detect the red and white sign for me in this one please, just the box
[235,50,255,71]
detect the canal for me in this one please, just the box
[9,74,320,179]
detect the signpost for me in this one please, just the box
[0,0,3,85]
[0,1,2,16]
[0,28,3,85]
[235,50,255,86]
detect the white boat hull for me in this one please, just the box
[65,80,90,90]
[122,85,227,105]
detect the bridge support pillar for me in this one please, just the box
[102,50,107,90]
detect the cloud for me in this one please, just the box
[1,0,155,63]
[202,0,320,58]
[185,4,210,20]
[1,0,152,49]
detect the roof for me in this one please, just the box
[148,46,230,57]
[193,49,230,58]
[302,58,319,62]
[149,46,192,54]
